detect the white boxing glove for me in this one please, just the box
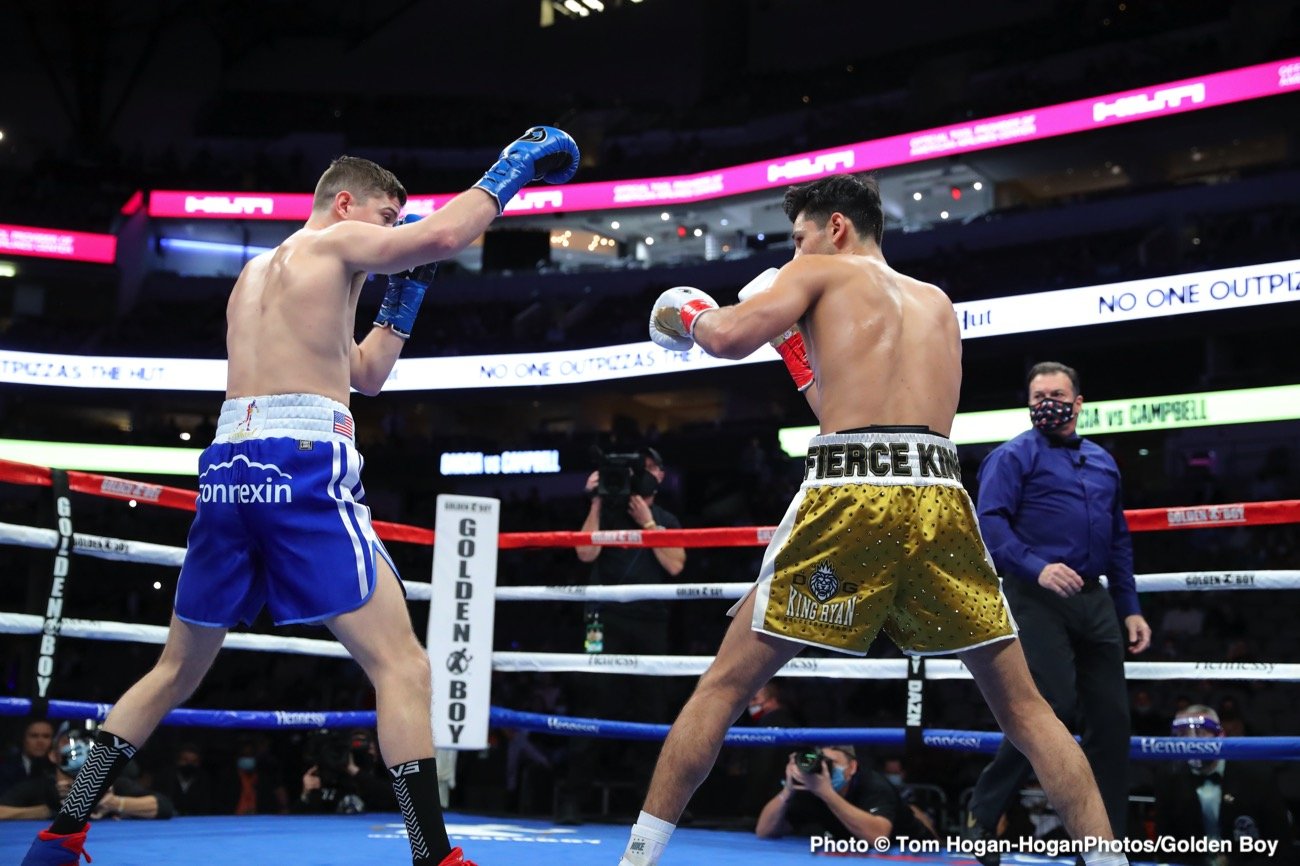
[734,268,814,391]
[649,287,719,351]
[736,268,779,302]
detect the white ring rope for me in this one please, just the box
[0,612,349,658]
[0,612,1296,682]
[2,521,1298,597]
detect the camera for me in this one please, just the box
[305,729,374,790]
[794,749,826,774]
[593,448,659,527]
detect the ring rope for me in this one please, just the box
[0,698,1295,760]
[0,613,1292,682]
[3,521,1298,597]
[3,458,1299,546]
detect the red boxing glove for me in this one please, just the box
[774,328,814,392]
[737,268,813,392]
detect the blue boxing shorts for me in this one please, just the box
[174,394,401,627]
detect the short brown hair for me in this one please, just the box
[312,156,407,212]
[1027,361,1080,396]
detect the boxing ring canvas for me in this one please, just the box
[0,812,1166,866]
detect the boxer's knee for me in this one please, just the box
[147,655,206,705]
[692,666,751,717]
[374,638,432,698]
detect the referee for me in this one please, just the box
[965,362,1152,853]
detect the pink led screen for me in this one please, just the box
[0,223,117,264]
[148,58,1300,221]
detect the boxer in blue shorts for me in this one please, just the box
[22,127,579,866]
[176,394,401,628]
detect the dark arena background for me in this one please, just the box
[1,1,1300,864]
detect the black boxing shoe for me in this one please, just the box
[964,812,1001,866]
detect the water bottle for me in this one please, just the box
[584,607,604,654]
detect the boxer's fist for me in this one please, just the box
[375,215,436,339]
[736,268,814,391]
[736,268,779,303]
[649,287,718,351]
[475,126,580,213]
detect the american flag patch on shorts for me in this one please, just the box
[333,411,354,438]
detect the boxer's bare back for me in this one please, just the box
[224,194,400,405]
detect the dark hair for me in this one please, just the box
[1026,361,1080,396]
[782,174,884,245]
[643,446,665,471]
[757,680,784,705]
[313,155,407,211]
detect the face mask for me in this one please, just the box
[177,764,199,779]
[1030,397,1075,433]
[1173,714,1221,774]
[828,765,847,789]
[237,756,257,773]
[747,704,764,719]
[885,772,904,786]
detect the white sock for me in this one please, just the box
[619,811,676,866]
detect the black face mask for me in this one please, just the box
[177,764,199,779]
[1030,397,1075,433]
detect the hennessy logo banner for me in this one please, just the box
[428,496,499,750]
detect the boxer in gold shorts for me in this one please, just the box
[628,174,1128,866]
[749,427,1014,655]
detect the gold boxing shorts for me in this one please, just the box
[730,427,1016,656]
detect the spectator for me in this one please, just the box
[217,737,288,815]
[298,729,397,815]
[755,746,936,846]
[0,728,173,821]
[155,743,216,816]
[880,756,944,833]
[1154,706,1294,865]
[1130,689,1170,737]
[740,681,800,818]
[0,719,56,794]
[559,447,685,822]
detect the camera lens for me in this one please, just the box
[794,749,823,773]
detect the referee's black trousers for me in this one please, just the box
[968,577,1131,837]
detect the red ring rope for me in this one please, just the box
[2,458,1297,548]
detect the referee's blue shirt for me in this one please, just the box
[975,428,1140,619]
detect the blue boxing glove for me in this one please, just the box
[374,215,437,339]
[474,126,580,213]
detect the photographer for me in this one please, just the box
[576,447,685,664]
[0,728,173,822]
[756,746,935,846]
[558,448,684,821]
[298,728,396,815]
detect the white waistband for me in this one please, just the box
[803,429,962,487]
[214,394,354,444]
